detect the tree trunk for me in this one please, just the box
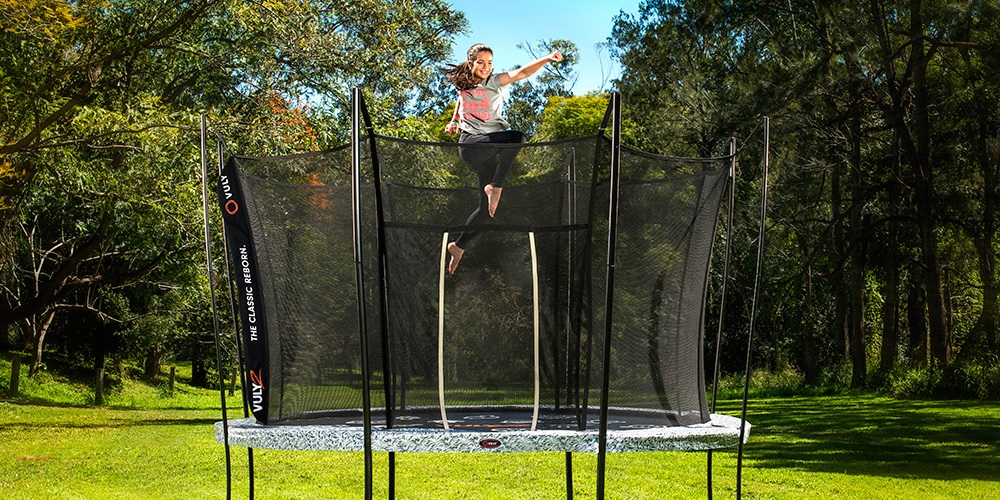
[0,320,11,352]
[973,130,999,355]
[143,347,164,381]
[28,310,56,377]
[848,106,866,388]
[848,232,866,387]
[9,354,20,396]
[831,148,849,362]
[907,273,928,365]
[94,350,106,406]
[871,0,950,367]
[917,212,949,365]
[800,239,819,385]
[908,0,951,366]
[981,284,1000,355]
[880,255,900,372]
[880,133,903,372]
[192,356,207,388]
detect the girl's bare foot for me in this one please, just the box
[447,242,464,275]
[485,184,503,217]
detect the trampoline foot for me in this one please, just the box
[447,242,464,275]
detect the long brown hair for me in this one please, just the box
[439,43,492,91]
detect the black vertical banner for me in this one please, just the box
[218,157,270,424]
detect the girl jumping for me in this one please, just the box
[441,43,563,274]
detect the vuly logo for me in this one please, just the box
[479,438,502,449]
[248,369,264,413]
[219,174,239,215]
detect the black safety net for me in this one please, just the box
[219,132,730,429]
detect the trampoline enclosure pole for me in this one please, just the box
[217,140,255,498]
[707,138,737,499]
[596,91,623,499]
[201,115,232,500]
[737,116,770,499]
[213,139,256,498]
[351,88,374,500]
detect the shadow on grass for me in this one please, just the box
[0,399,223,431]
[725,396,1000,482]
[0,412,221,432]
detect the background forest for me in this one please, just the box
[2,0,998,400]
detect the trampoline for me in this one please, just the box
[201,91,769,499]
[217,408,746,453]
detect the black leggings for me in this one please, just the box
[454,130,527,249]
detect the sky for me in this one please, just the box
[448,1,641,95]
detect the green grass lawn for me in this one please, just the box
[2,359,999,499]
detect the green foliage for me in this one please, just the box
[381,102,459,143]
[609,0,1000,387]
[879,357,1000,400]
[504,38,579,137]
[0,0,466,379]
[534,93,609,141]
[609,0,748,156]
[1,354,93,404]
[715,367,806,398]
[884,364,944,399]
[4,0,998,401]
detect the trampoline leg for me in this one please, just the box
[596,449,607,500]
[707,451,713,500]
[248,448,255,500]
[565,452,573,500]
[388,452,396,500]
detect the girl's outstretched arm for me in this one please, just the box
[499,50,563,86]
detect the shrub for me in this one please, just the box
[816,361,852,389]
[885,363,941,398]
[883,360,1000,400]
[715,366,804,397]
[940,356,1000,400]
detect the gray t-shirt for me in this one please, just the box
[457,74,510,134]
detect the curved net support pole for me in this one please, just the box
[529,231,541,431]
[564,147,579,413]
[201,115,233,500]
[437,232,450,430]
[563,144,577,500]
[351,88,375,500]
[736,116,770,499]
[707,137,737,499]
[357,88,395,499]
[215,138,256,499]
[596,91,623,500]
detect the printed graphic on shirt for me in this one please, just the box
[460,88,491,122]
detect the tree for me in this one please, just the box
[609,0,1000,393]
[534,92,610,142]
[0,0,466,376]
[609,0,753,156]
[504,39,579,137]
